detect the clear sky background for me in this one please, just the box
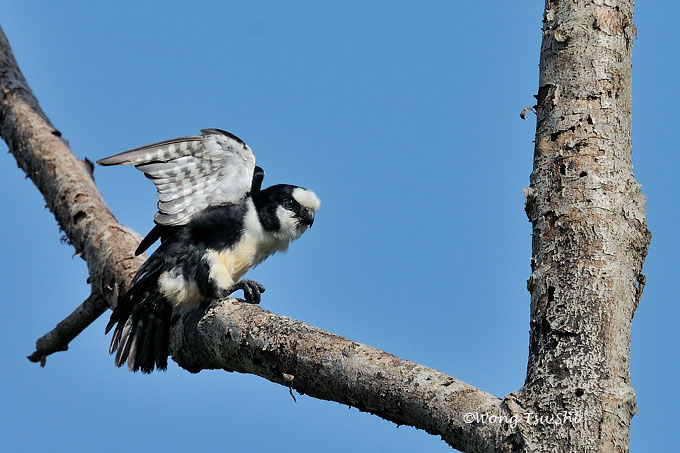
[0,2,676,452]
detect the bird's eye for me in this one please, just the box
[282,198,295,210]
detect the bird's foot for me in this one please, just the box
[224,279,266,304]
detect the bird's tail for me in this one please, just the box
[106,292,172,373]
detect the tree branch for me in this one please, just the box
[0,27,145,361]
[27,293,108,366]
[0,24,517,453]
[170,301,517,451]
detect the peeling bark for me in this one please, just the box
[516,0,650,451]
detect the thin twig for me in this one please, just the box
[28,293,109,366]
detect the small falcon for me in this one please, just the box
[98,129,320,373]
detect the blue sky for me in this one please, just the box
[0,2,676,452]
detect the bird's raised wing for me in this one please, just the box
[98,129,256,228]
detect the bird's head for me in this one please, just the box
[253,184,321,241]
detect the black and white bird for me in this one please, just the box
[98,129,320,373]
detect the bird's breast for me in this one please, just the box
[205,231,288,291]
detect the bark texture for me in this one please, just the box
[514,0,650,451]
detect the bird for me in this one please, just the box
[97,128,320,373]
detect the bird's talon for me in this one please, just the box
[226,279,265,305]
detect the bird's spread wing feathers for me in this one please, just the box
[98,129,256,226]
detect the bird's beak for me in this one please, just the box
[299,208,315,227]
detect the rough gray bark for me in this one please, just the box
[2,0,649,449]
[512,0,650,451]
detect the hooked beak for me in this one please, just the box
[299,208,315,227]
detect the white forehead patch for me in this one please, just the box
[292,187,321,212]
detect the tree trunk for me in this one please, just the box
[511,0,650,451]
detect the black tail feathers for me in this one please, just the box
[106,293,172,373]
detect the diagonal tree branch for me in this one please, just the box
[0,24,516,453]
[0,29,145,301]
[0,26,145,363]
[171,302,517,451]
[27,293,109,365]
